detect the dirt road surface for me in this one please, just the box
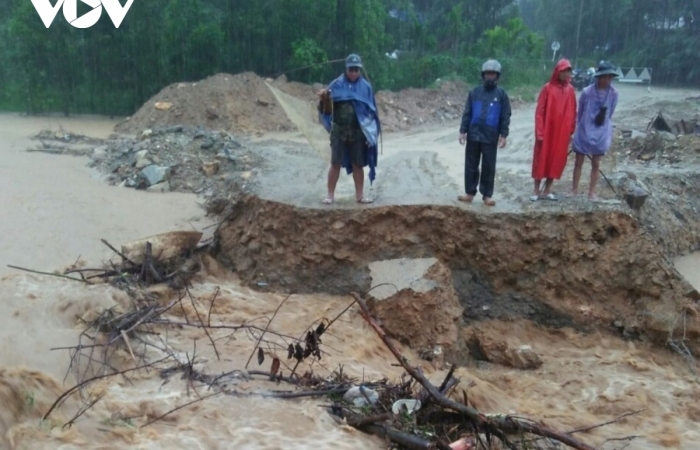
[250,84,698,211]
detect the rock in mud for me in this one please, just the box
[139,165,171,186]
[366,258,464,363]
[135,155,152,169]
[165,125,184,133]
[147,181,171,193]
[116,143,132,154]
[120,176,139,188]
[202,161,220,176]
[133,141,147,153]
[92,145,108,161]
[200,138,215,150]
[468,329,543,370]
[625,186,650,210]
[660,131,677,141]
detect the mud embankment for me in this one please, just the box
[214,196,700,351]
[625,171,700,256]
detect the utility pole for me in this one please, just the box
[574,0,585,67]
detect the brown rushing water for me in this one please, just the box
[0,113,208,276]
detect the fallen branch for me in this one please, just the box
[350,292,596,450]
[420,364,458,409]
[324,297,358,331]
[43,356,174,420]
[567,409,646,435]
[341,412,393,428]
[245,294,292,369]
[101,238,137,266]
[62,393,105,429]
[363,424,452,450]
[207,287,220,326]
[595,435,641,450]
[64,268,114,275]
[328,409,453,449]
[141,391,221,428]
[247,370,299,385]
[252,388,347,399]
[7,265,87,283]
[150,319,303,343]
[140,242,161,284]
[185,287,220,361]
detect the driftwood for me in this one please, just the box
[364,424,453,450]
[7,264,87,283]
[350,292,596,450]
[328,407,455,450]
[35,238,620,449]
[44,280,356,428]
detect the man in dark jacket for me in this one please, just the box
[458,59,511,206]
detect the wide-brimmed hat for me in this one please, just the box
[594,61,619,77]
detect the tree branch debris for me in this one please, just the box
[31,239,641,449]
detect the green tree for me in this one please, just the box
[291,38,329,83]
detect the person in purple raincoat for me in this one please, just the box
[571,61,619,200]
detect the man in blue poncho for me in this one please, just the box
[318,54,381,205]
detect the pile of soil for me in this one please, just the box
[115,72,469,136]
[87,125,261,203]
[115,73,300,136]
[375,80,466,131]
[613,130,700,165]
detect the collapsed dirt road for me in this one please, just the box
[242,84,700,260]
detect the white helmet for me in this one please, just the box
[482,59,502,74]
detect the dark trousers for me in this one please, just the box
[464,140,497,198]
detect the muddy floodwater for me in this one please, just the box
[2,263,700,450]
[0,114,209,276]
[1,82,700,450]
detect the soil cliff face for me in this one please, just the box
[366,259,465,362]
[215,195,700,350]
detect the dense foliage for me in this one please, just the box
[0,0,697,115]
[522,0,700,86]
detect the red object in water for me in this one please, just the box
[449,438,474,450]
[532,59,577,180]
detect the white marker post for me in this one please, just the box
[551,41,561,62]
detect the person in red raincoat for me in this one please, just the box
[530,59,577,201]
